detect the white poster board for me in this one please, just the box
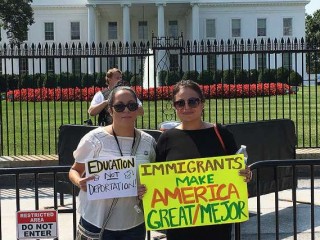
[16,210,58,239]
[85,156,138,200]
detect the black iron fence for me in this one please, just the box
[0,35,320,155]
[0,159,320,239]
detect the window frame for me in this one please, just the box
[257,18,267,37]
[206,19,216,39]
[231,19,241,38]
[44,22,54,41]
[108,22,118,40]
[71,22,80,40]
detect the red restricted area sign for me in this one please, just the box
[16,210,58,239]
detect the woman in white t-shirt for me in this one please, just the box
[70,86,155,240]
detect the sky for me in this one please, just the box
[306,0,320,15]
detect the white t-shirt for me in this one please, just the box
[73,127,156,230]
[90,91,143,107]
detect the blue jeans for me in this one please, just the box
[79,217,146,240]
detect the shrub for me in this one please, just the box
[182,70,199,82]
[6,74,19,90]
[248,69,259,84]
[95,72,107,87]
[288,71,303,86]
[43,74,58,88]
[166,71,180,86]
[122,71,133,83]
[130,74,143,86]
[198,70,214,85]
[158,70,168,86]
[81,74,95,88]
[19,74,35,89]
[258,69,276,83]
[276,67,292,84]
[234,70,249,84]
[222,70,234,84]
[212,70,223,84]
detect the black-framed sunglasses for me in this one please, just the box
[112,102,139,112]
[173,97,201,109]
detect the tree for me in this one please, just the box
[0,0,34,45]
[305,10,320,73]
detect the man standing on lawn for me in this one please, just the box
[88,68,144,126]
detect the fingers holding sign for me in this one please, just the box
[78,175,95,192]
[239,166,253,183]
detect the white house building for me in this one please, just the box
[0,0,310,80]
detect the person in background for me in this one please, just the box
[70,86,155,240]
[155,80,252,240]
[88,68,144,126]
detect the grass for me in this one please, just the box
[1,85,320,155]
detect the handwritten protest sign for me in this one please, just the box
[85,156,137,200]
[139,154,249,231]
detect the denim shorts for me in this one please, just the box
[79,217,146,240]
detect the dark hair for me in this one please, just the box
[107,86,138,110]
[172,80,205,102]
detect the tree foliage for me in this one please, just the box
[0,0,34,44]
[306,10,320,44]
[305,10,320,73]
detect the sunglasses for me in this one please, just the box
[173,97,201,109]
[112,102,139,112]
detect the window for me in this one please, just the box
[108,22,117,40]
[232,54,242,70]
[19,58,28,74]
[283,18,292,36]
[168,21,178,37]
[108,57,118,69]
[138,21,148,40]
[72,58,81,74]
[232,19,241,37]
[258,53,267,70]
[169,54,179,71]
[207,54,217,72]
[46,58,55,74]
[71,22,80,40]
[257,18,266,37]
[283,53,292,70]
[45,22,54,41]
[206,19,216,38]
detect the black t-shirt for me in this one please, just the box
[155,124,238,240]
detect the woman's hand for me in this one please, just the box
[138,184,147,200]
[239,166,253,183]
[77,175,95,192]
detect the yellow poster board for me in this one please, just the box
[139,154,249,231]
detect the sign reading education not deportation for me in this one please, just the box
[85,156,138,200]
[139,154,249,231]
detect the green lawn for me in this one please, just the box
[1,85,320,155]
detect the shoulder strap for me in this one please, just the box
[213,123,227,153]
[132,129,142,155]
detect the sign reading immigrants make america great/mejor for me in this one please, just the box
[85,156,137,200]
[139,154,249,231]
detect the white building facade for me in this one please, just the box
[0,0,310,78]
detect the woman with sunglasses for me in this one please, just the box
[155,80,252,240]
[69,86,156,240]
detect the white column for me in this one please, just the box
[122,3,131,71]
[87,4,96,73]
[191,3,200,71]
[157,3,165,37]
[156,3,166,86]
